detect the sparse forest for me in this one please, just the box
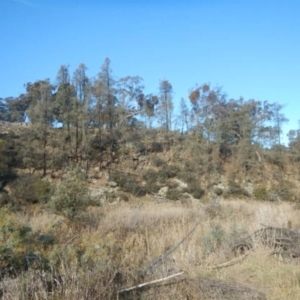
[0,58,300,299]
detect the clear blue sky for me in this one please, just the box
[1,0,299,142]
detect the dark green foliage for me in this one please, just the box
[149,142,164,153]
[142,169,159,183]
[142,169,161,193]
[90,132,119,155]
[0,209,52,278]
[134,142,147,155]
[109,171,146,197]
[49,168,89,220]
[0,192,10,206]
[201,223,226,255]
[166,189,181,200]
[109,170,131,187]
[213,187,223,196]
[0,138,19,186]
[253,185,268,201]
[123,179,146,197]
[188,181,205,199]
[10,174,52,204]
[158,164,180,180]
[151,155,165,167]
[224,180,250,198]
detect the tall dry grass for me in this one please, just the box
[2,197,300,299]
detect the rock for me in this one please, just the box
[158,186,169,198]
[108,181,117,188]
[174,179,188,191]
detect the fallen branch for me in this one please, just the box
[144,220,201,272]
[208,252,249,270]
[118,271,184,294]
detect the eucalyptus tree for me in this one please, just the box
[72,63,91,159]
[26,79,55,175]
[0,95,30,122]
[94,58,118,130]
[117,75,144,127]
[157,80,173,131]
[55,65,76,155]
[270,103,288,147]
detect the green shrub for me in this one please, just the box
[213,187,223,196]
[224,180,250,198]
[151,155,165,167]
[144,181,160,194]
[201,223,226,255]
[150,142,164,153]
[0,139,18,185]
[253,185,268,201]
[187,180,205,199]
[49,168,89,220]
[166,189,181,200]
[109,170,127,187]
[122,179,146,197]
[10,174,52,204]
[142,169,159,183]
[157,164,180,180]
[0,209,52,277]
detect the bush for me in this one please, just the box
[151,155,165,167]
[49,168,89,220]
[142,169,159,183]
[270,180,295,201]
[253,185,268,201]
[0,209,52,277]
[213,187,223,196]
[123,179,146,197]
[166,189,181,200]
[189,184,205,199]
[109,171,146,197]
[224,180,250,198]
[158,164,180,180]
[0,139,18,185]
[150,142,164,153]
[10,174,52,204]
[142,169,161,193]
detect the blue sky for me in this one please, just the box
[1,0,299,142]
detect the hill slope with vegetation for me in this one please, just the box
[0,59,300,299]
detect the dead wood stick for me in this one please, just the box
[144,220,201,272]
[208,252,249,270]
[118,271,184,294]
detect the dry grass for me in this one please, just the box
[1,197,300,299]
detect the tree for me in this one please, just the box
[73,63,91,158]
[270,103,288,147]
[117,76,144,127]
[178,97,190,133]
[157,80,173,131]
[96,58,117,129]
[0,98,8,121]
[0,95,30,123]
[26,80,55,176]
[54,65,76,157]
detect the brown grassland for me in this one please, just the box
[1,195,300,299]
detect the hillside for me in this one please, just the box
[0,119,300,299]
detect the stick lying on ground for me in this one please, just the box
[208,252,250,270]
[118,271,184,295]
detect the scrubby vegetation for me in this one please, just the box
[0,60,300,298]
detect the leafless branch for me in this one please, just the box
[118,272,184,294]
